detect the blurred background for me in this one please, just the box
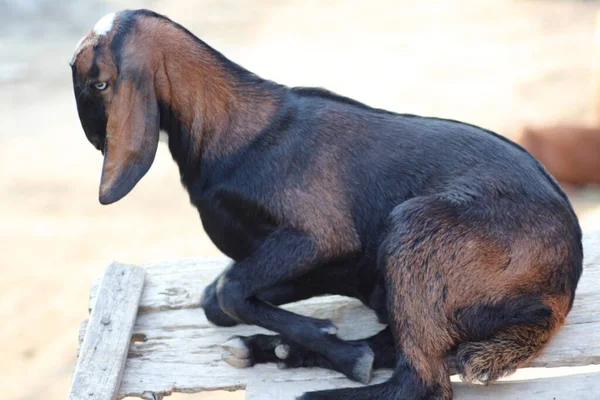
[2,0,600,399]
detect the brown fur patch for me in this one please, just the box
[456,318,561,385]
[73,13,280,166]
[135,17,279,159]
[382,194,576,394]
[72,12,282,202]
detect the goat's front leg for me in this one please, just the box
[202,274,333,327]
[216,230,374,384]
[222,327,396,373]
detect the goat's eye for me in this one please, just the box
[94,82,108,91]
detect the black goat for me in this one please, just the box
[70,9,582,399]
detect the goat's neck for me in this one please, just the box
[157,38,283,180]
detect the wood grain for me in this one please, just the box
[79,231,600,399]
[246,371,600,400]
[69,263,145,400]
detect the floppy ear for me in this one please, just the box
[99,73,159,205]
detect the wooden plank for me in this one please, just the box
[125,304,600,362]
[112,304,598,397]
[113,304,600,397]
[89,257,229,313]
[115,298,386,398]
[246,371,600,400]
[82,231,600,398]
[69,262,145,400]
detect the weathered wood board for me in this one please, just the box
[69,263,145,400]
[245,370,600,400]
[80,231,600,399]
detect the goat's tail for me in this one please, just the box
[455,320,558,385]
[454,293,574,385]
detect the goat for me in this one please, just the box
[70,10,582,400]
[516,124,600,187]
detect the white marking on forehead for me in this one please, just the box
[94,12,116,36]
[70,12,117,66]
[93,13,116,36]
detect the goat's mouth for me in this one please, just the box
[86,133,106,155]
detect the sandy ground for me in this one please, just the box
[2,0,600,399]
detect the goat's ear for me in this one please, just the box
[99,74,159,205]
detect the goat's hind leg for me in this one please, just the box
[301,197,461,400]
[298,351,447,400]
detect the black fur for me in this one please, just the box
[298,353,441,400]
[73,10,583,399]
[109,10,137,69]
[71,67,107,153]
[454,295,553,342]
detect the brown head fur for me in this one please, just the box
[71,10,278,204]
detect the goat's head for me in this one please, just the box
[70,10,165,205]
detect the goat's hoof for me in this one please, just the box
[320,325,338,335]
[351,347,374,384]
[317,320,338,335]
[221,349,252,368]
[275,344,291,360]
[221,337,250,359]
